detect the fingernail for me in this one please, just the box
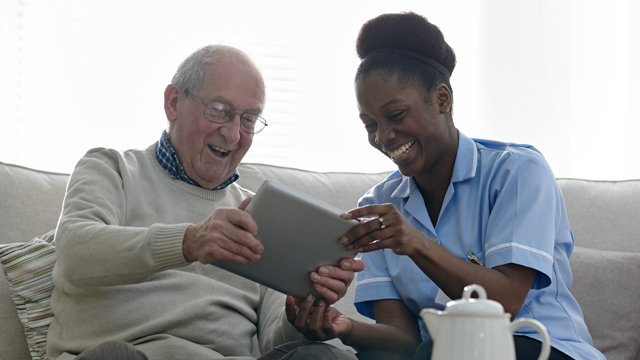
[318,267,328,275]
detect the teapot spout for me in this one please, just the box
[420,308,442,339]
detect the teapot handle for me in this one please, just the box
[510,318,551,360]
[462,283,488,300]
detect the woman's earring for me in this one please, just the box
[374,136,380,145]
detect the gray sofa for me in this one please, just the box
[1,160,639,360]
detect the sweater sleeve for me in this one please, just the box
[55,148,189,288]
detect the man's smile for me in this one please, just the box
[208,144,231,157]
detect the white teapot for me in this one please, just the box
[420,284,550,360]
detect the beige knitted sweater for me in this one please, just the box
[47,145,301,359]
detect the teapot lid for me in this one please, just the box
[444,284,505,315]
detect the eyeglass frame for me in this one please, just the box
[183,89,268,134]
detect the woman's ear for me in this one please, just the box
[164,84,180,123]
[434,83,453,114]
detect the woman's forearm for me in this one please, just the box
[340,318,421,355]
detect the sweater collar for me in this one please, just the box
[155,130,239,190]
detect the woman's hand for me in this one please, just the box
[340,205,538,320]
[285,295,353,341]
[340,203,430,256]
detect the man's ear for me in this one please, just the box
[434,83,453,114]
[164,84,180,123]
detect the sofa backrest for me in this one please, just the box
[0,161,69,245]
[236,162,392,212]
[558,178,640,253]
[3,160,639,255]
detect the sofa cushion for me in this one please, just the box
[570,245,640,360]
[0,230,56,360]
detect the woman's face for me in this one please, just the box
[355,71,455,178]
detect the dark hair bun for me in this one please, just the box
[356,12,456,75]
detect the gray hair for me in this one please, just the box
[171,45,255,94]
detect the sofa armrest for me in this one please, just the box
[0,270,33,360]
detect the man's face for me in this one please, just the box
[165,55,265,189]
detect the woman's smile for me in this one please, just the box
[386,140,416,162]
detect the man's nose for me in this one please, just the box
[219,115,243,143]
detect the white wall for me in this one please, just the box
[1,0,638,180]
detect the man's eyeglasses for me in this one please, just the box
[185,90,268,134]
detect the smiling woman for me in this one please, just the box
[0,0,638,179]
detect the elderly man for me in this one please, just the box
[47,45,362,360]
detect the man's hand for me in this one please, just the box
[182,198,264,264]
[309,257,365,304]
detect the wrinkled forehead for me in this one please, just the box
[200,56,266,112]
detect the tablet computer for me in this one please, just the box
[213,179,359,298]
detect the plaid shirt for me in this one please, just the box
[155,130,239,190]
